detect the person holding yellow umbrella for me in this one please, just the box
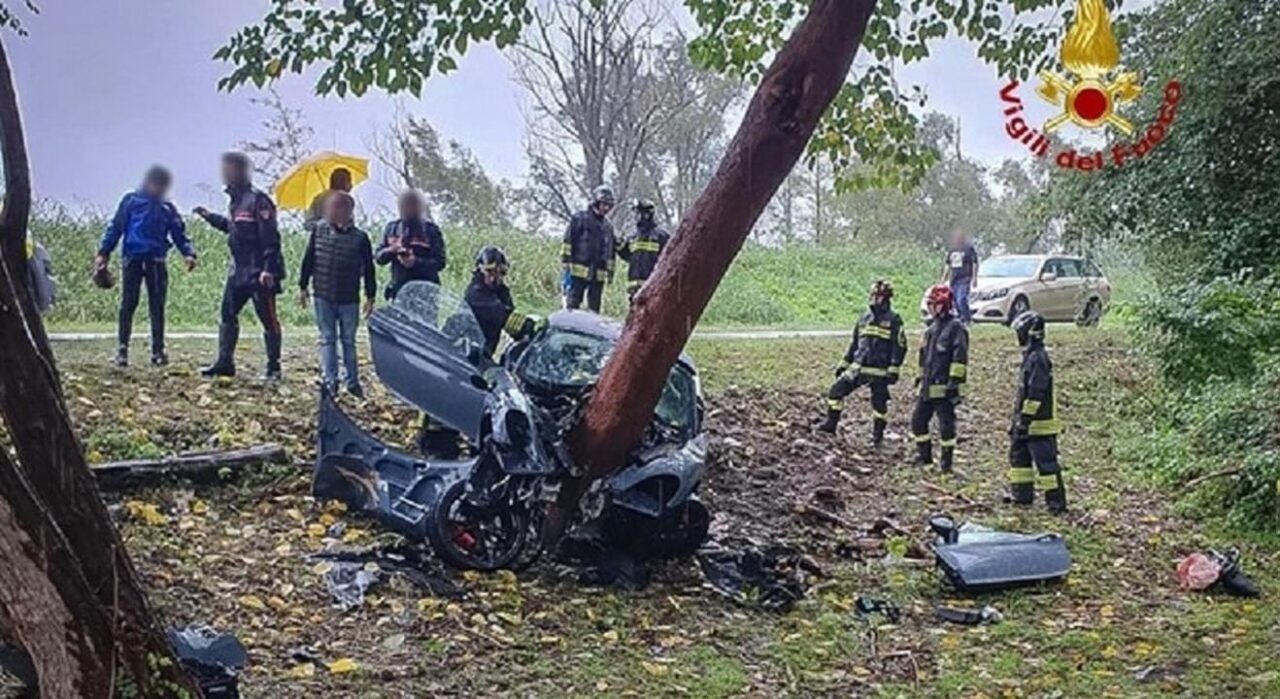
[271,150,370,232]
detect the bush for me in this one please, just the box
[32,212,940,330]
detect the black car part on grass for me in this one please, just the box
[929,515,1071,592]
[314,282,710,571]
[696,539,821,613]
[167,625,248,699]
[936,604,1004,625]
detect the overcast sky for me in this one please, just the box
[9,1,1060,214]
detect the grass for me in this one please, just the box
[35,211,939,330]
[46,317,1277,697]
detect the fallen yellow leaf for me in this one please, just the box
[328,658,358,674]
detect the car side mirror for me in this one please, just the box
[1040,272,1058,283]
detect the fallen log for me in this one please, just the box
[92,444,289,491]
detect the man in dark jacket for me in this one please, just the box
[194,151,286,380]
[94,166,198,367]
[561,185,616,312]
[299,191,377,397]
[1007,311,1066,513]
[617,198,669,302]
[911,285,969,472]
[818,280,907,445]
[376,189,447,300]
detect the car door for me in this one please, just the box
[367,281,491,444]
[1029,258,1062,318]
[1053,258,1085,321]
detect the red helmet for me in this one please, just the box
[926,284,953,314]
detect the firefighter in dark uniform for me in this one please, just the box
[617,198,669,302]
[911,285,969,472]
[1007,311,1066,513]
[818,280,907,446]
[194,151,286,380]
[418,246,542,457]
[561,185,616,312]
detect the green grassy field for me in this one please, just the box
[35,213,940,330]
[51,323,1276,697]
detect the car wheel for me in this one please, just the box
[1077,298,1102,328]
[426,479,529,571]
[1007,296,1031,325]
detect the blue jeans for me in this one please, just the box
[951,279,972,324]
[314,298,360,390]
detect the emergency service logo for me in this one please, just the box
[998,0,1182,173]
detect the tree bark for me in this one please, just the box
[0,35,198,696]
[549,0,879,536]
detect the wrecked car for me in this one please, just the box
[314,281,710,571]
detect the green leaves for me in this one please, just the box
[216,0,532,98]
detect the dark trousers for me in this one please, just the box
[828,376,891,419]
[566,277,604,312]
[118,257,168,354]
[1009,435,1061,500]
[219,277,281,335]
[911,397,957,447]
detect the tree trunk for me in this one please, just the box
[548,0,879,536]
[0,36,198,697]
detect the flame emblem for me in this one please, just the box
[1038,0,1141,135]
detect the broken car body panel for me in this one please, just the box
[314,281,708,567]
[931,518,1072,592]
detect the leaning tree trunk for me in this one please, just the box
[0,36,198,697]
[549,0,879,535]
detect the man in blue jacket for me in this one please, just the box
[95,166,198,367]
[194,151,286,380]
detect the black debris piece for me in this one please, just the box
[1212,549,1262,598]
[312,544,463,609]
[855,596,902,624]
[935,604,1003,626]
[696,538,818,614]
[167,624,247,699]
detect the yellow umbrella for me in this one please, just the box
[273,151,370,211]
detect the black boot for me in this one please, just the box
[939,445,955,474]
[114,345,128,368]
[872,419,886,448]
[1043,472,1067,514]
[201,324,238,377]
[151,351,169,367]
[913,439,933,466]
[262,332,283,381]
[818,408,841,434]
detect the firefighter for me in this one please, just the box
[617,198,669,302]
[561,185,617,312]
[818,280,907,446]
[194,151,285,380]
[419,246,542,458]
[1007,311,1066,513]
[911,285,969,472]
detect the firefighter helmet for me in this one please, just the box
[591,185,616,206]
[632,198,655,213]
[1011,310,1046,346]
[870,279,895,304]
[475,245,510,274]
[926,284,953,315]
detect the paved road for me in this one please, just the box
[48,328,851,343]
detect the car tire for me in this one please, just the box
[1077,298,1102,328]
[426,479,529,571]
[1007,296,1031,325]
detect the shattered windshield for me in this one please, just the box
[517,328,697,430]
[391,281,487,355]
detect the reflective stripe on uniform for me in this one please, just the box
[1008,467,1035,484]
[827,398,844,411]
[632,240,661,252]
[569,263,591,279]
[1037,473,1062,491]
[939,438,957,448]
[928,384,947,399]
[887,366,901,375]
[861,326,893,340]
[504,312,528,336]
[913,433,932,443]
[860,367,890,377]
[872,410,887,420]
[628,279,643,291]
[949,363,967,380]
[560,243,572,256]
[1028,418,1062,436]
[1021,399,1042,416]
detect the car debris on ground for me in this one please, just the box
[936,604,1004,626]
[695,538,822,613]
[1176,548,1261,597]
[929,514,1072,592]
[312,544,463,609]
[167,624,248,699]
